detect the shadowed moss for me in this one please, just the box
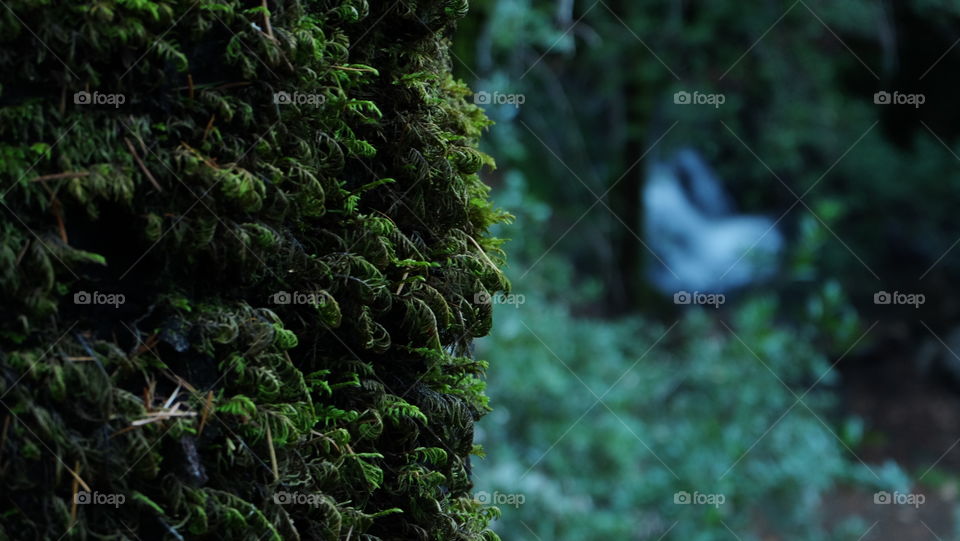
[0,1,506,539]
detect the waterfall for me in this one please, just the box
[644,148,783,294]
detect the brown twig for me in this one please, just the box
[261,0,275,40]
[198,390,214,436]
[50,196,67,243]
[29,171,89,182]
[124,137,163,192]
[266,423,279,481]
[187,73,195,100]
[69,460,80,527]
[466,234,500,277]
[66,460,91,492]
[143,378,156,413]
[333,65,378,73]
[395,271,409,295]
[135,131,149,156]
[110,425,139,438]
[132,332,159,358]
[202,114,216,143]
[29,177,68,242]
[160,370,197,393]
[179,141,220,169]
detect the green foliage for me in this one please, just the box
[460,72,912,536]
[474,271,908,539]
[460,0,960,320]
[0,1,505,539]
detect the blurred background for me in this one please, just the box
[452,1,960,539]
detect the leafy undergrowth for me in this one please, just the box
[474,286,915,540]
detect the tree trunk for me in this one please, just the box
[0,2,504,539]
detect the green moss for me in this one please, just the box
[0,0,505,539]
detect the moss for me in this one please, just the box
[0,0,505,539]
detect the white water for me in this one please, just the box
[644,149,783,293]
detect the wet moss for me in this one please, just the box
[0,1,505,539]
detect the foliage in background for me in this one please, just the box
[0,1,506,539]
[450,0,960,538]
[457,0,960,321]
[471,174,920,540]
[476,295,885,540]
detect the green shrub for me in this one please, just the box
[475,284,885,539]
[469,169,907,540]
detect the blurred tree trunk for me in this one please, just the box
[606,0,658,316]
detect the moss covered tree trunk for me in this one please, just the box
[0,1,506,539]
